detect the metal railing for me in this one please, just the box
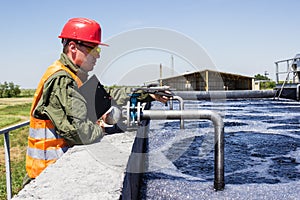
[275,56,300,84]
[0,120,29,200]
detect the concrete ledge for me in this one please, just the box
[13,130,139,200]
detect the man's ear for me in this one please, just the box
[68,41,77,53]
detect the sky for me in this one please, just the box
[1,0,300,88]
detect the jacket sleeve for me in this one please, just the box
[33,71,105,146]
[107,87,154,107]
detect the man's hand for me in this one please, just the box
[149,91,171,104]
[97,106,122,126]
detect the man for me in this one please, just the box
[24,17,169,185]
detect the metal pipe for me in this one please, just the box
[297,84,300,101]
[141,110,225,191]
[169,96,185,129]
[174,90,276,100]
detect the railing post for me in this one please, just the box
[0,120,29,200]
[4,131,12,200]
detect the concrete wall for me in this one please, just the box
[13,130,141,200]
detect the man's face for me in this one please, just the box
[73,41,101,72]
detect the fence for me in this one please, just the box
[0,120,29,200]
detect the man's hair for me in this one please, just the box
[62,39,70,54]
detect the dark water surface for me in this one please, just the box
[140,98,300,199]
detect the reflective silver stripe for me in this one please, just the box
[27,147,68,160]
[29,127,62,139]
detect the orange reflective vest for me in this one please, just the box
[26,60,82,178]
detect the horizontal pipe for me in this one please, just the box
[173,90,276,100]
[141,110,225,190]
[142,110,223,126]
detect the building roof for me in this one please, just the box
[161,69,254,80]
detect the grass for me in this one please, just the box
[0,116,21,128]
[0,97,32,200]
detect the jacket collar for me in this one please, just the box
[59,53,89,82]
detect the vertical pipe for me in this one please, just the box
[141,110,225,190]
[169,99,173,110]
[297,84,300,101]
[171,96,185,129]
[4,132,12,200]
[214,123,225,190]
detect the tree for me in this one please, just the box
[254,74,276,89]
[0,82,21,97]
[9,82,21,97]
[254,74,270,81]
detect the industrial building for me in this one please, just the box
[160,69,254,91]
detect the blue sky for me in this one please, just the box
[1,0,300,88]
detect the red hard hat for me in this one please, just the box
[58,17,108,46]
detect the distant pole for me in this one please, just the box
[264,71,269,77]
[171,55,174,76]
[205,70,209,91]
[160,63,163,86]
[275,62,279,83]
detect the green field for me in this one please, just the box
[0,98,32,200]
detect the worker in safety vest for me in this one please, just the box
[24,17,169,186]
